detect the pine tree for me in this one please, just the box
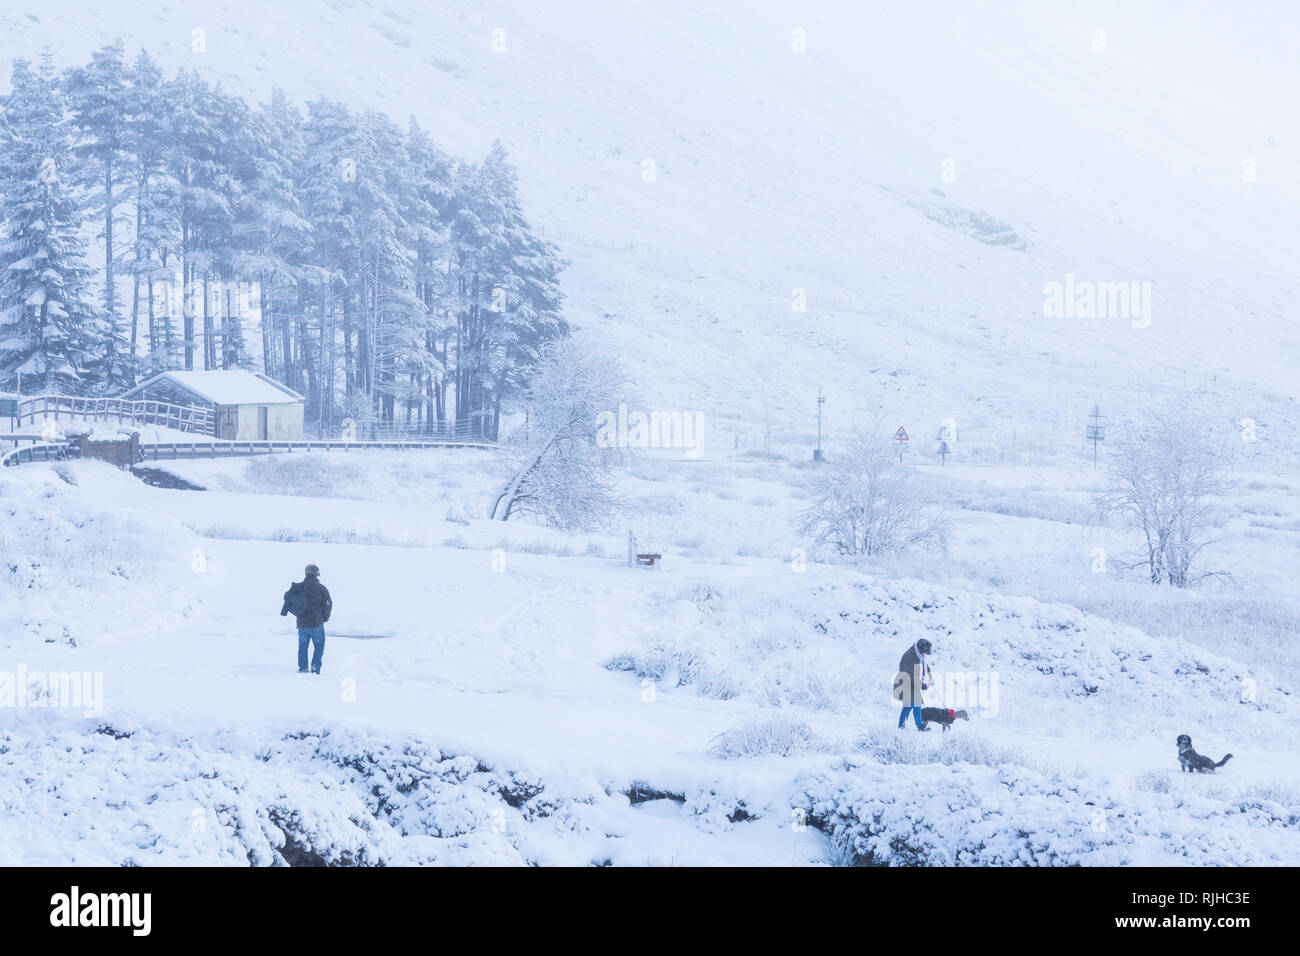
[449,142,567,438]
[405,118,454,431]
[123,49,180,374]
[0,55,103,394]
[299,97,363,423]
[356,110,422,426]
[162,69,229,370]
[64,40,135,388]
[0,47,565,420]
[204,83,255,370]
[241,90,310,383]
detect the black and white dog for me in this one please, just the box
[921,707,970,732]
[1177,734,1233,773]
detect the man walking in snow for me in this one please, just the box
[894,638,932,730]
[281,564,333,675]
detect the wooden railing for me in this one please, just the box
[137,438,498,461]
[1,442,70,467]
[15,395,215,436]
[361,421,495,442]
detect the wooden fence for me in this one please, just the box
[15,395,214,436]
[136,438,498,461]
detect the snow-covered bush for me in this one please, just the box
[795,423,949,559]
[853,726,1034,770]
[1134,771,1171,794]
[708,715,830,758]
[0,722,573,865]
[800,761,1300,866]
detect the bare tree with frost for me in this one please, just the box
[1095,406,1231,588]
[489,335,628,529]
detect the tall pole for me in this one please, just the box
[1087,405,1104,469]
[814,387,825,462]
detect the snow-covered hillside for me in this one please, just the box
[3,1,1298,453]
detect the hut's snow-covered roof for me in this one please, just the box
[124,370,304,406]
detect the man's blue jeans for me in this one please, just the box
[298,626,325,673]
[898,705,923,729]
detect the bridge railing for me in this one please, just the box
[1,442,71,467]
[15,395,215,436]
[137,438,499,462]
[330,421,495,443]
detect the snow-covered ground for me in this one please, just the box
[3,452,1297,865]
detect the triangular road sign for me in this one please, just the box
[894,426,909,442]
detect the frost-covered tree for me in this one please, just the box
[123,49,181,373]
[0,47,562,419]
[355,110,423,424]
[64,41,138,391]
[450,142,567,440]
[0,55,102,394]
[162,69,238,370]
[1095,407,1231,588]
[490,335,627,529]
[64,43,130,328]
[795,421,950,558]
[241,89,310,384]
[401,117,454,431]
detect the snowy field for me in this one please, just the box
[1,0,1298,870]
[3,451,1297,865]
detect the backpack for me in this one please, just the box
[282,582,308,618]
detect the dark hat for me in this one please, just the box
[917,639,933,654]
[305,564,320,578]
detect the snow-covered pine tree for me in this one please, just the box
[404,118,455,432]
[299,96,364,424]
[204,85,256,371]
[357,110,423,427]
[0,54,103,395]
[123,49,181,374]
[162,69,229,371]
[299,101,423,432]
[449,142,567,439]
[241,89,310,384]
[478,141,567,437]
[64,41,135,389]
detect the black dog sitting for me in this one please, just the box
[920,707,970,732]
[1177,734,1233,773]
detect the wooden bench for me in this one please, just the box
[627,531,662,570]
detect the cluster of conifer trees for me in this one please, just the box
[0,44,567,438]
